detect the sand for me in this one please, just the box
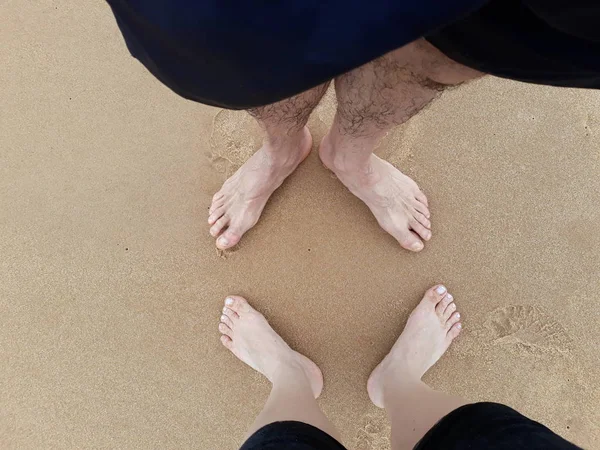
[2,1,599,448]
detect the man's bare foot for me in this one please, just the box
[367,285,462,408]
[218,295,323,398]
[319,134,431,252]
[209,127,312,250]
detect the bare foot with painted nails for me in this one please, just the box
[218,295,323,398]
[208,127,312,250]
[368,285,462,407]
[319,134,431,252]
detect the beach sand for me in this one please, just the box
[1,1,599,448]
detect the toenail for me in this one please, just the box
[456,313,460,318]
[457,323,462,329]
[436,286,446,295]
[225,297,234,306]
[218,236,229,246]
[412,242,424,251]
[447,294,453,300]
[220,315,227,321]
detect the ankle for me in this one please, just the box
[320,135,373,174]
[262,128,311,164]
[381,371,425,403]
[270,358,311,386]
[264,125,307,149]
[382,357,423,386]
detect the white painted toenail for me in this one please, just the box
[436,286,446,295]
[448,294,453,300]
[457,323,462,329]
[223,307,227,313]
[225,298,234,306]
[456,313,460,318]
[412,242,423,251]
[218,236,229,246]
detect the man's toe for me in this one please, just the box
[409,218,432,241]
[413,211,431,229]
[396,228,424,252]
[210,216,229,237]
[216,222,245,249]
[216,230,241,249]
[208,207,226,225]
[415,190,429,207]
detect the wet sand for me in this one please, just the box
[1,1,599,448]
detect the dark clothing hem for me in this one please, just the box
[240,402,580,450]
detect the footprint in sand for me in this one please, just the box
[479,305,572,356]
[205,153,231,175]
[354,412,391,450]
[208,109,263,177]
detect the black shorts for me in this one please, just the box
[240,403,580,450]
[427,0,600,89]
[108,0,600,109]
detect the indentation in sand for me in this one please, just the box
[208,109,262,177]
[480,305,572,356]
[354,411,391,450]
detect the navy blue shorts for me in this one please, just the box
[426,0,600,89]
[107,0,600,109]
[240,403,580,450]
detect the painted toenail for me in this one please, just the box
[448,294,453,300]
[436,286,446,295]
[225,298,234,306]
[457,323,462,329]
[412,242,423,250]
[222,307,228,313]
[456,313,460,318]
[218,237,229,246]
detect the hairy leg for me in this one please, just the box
[320,39,482,251]
[209,83,329,249]
[368,285,467,450]
[218,296,340,442]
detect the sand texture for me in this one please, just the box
[2,1,599,448]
